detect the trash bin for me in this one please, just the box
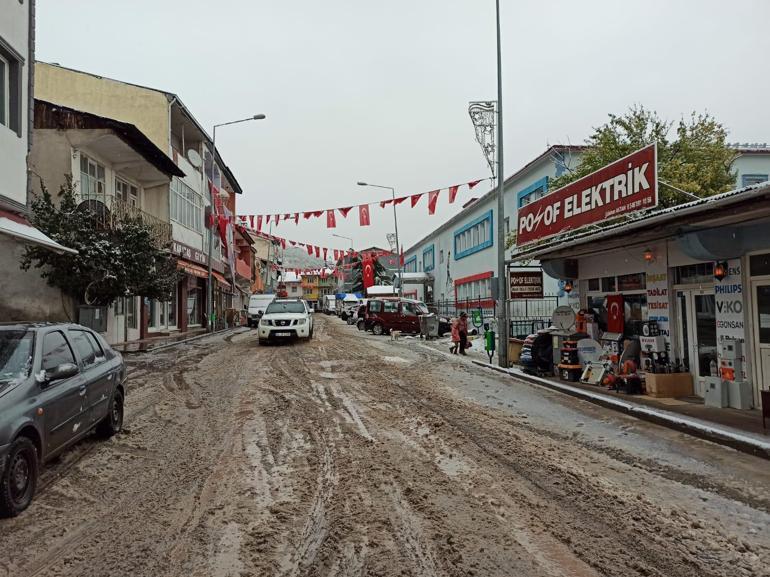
[420,313,439,339]
[508,338,525,365]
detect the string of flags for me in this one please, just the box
[235,178,486,231]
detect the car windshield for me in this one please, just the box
[265,301,306,314]
[0,330,34,389]
[415,302,430,314]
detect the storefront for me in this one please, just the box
[513,181,770,410]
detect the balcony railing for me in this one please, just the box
[76,193,172,246]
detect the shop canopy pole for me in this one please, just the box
[495,0,509,368]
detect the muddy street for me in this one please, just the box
[1,315,768,577]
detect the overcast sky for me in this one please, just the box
[36,0,770,253]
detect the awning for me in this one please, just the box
[0,210,78,254]
[177,260,209,279]
[212,270,231,288]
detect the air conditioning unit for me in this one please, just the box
[703,377,728,408]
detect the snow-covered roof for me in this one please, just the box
[366,285,397,296]
[282,271,301,283]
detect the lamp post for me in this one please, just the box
[494,0,508,368]
[357,181,402,296]
[332,233,353,251]
[206,114,265,331]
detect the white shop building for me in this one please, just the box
[513,181,770,410]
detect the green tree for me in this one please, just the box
[507,106,737,249]
[21,177,179,306]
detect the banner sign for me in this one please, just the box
[509,270,544,299]
[516,144,657,245]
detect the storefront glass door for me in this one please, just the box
[752,283,770,391]
[676,289,717,390]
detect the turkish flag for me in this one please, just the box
[359,204,371,226]
[427,190,440,215]
[326,209,336,228]
[265,214,271,225]
[290,240,297,246]
[280,238,286,250]
[410,194,422,208]
[293,213,299,224]
[468,179,482,189]
[448,185,460,204]
[394,196,408,206]
[607,295,624,333]
[323,247,328,260]
[363,255,375,289]
[339,207,353,218]
[380,199,393,209]
[274,214,281,226]
[303,211,314,220]
[315,246,321,258]
[257,215,263,231]
[313,211,324,218]
[306,244,313,256]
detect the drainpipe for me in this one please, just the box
[26,0,36,211]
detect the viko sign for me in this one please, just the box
[517,144,658,245]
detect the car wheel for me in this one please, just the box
[96,390,124,438]
[0,436,39,518]
[357,320,365,331]
[372,323,385,336]
[259,339,269,346]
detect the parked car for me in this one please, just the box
[322,295,337,315]
[0,323,126,517]
[247,293,276,327]
[258,299,314,345]
[364,298,434,335]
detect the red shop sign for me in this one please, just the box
[516,144,657,245]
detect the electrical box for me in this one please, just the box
[703,377,729,408]
[601,332,624,356]
[719,339,744,381]
[727,381,753,410]
[77,306,108,333]
[721,338,742,360]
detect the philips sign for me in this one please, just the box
[517,144,657,245]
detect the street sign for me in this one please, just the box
[509,270,544,299]
[516,144,657,245]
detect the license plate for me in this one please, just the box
[275,332,292,337]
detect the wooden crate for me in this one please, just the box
[644,373,694,398]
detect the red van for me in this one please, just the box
[364,298,430,335]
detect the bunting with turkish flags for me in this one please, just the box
[326,209,336,229]
[427,190,440,215]
[410,194,422,208]
[448,185,459,204]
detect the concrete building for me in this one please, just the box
[0,0,78,321]
[35,62,245,334]
[29,99,184,343]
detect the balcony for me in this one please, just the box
[235,257,252,280]
[76,193,172,246]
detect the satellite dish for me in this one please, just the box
[551,305,576,331]
[186,149,202,168]
[577,339,603,364]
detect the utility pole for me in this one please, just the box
[495,0,509,368]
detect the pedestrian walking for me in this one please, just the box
[450,316,460,354]
[458,312,468,355]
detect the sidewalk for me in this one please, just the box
[113,326,238,353]
[413,336,770,460]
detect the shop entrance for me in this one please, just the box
[675,288,717,395]
[751,281,770,391]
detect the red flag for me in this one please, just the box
[448,185,460,204]
[333,249,340,261]
[339,206,353,218]
[410,194,422,208]
[284,213,291,221]
[394,196,408,206]
[428,190,440,215]
[294,213,299,224]
[265,214,271,225]
[248,215,255,229]
[307,244,313,256]
[314,246,320,258]
[363,254,375,290]
[313,211,323,218]
[257,215,263,231]
[303,211,314,220]
[323,247,328,260]
[380,199,393,208]
[280,238,286,250]
[468,179,482,189]
[359,204,371,226]
[400,246,404,266]
[326,209,336,228]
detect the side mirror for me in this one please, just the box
[45,362,79,383]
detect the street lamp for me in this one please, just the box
[206,114,265,331]
[332,233,353,251]
[357,181,402,297]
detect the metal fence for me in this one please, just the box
[426,296,561,338]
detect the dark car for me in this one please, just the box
[364,298,433,335]
[0,323,126,517]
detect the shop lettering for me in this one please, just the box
[715,284,742,294]
[646,287,667,297]
[716,300,743,314]
[648,302,669,310]
[716,320,744,329]
[647,273,667,283]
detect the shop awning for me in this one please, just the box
[212,270,231,288]
[177,260,209,279]
[0,210,78,254]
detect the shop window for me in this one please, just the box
[750,253,770,277]
[601,276,616,292]
[617,273,646,291]
[674,263,714,284]
[587,278,600,291]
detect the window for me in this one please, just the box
[675,263,714,284]
[383,300,398,313]
[70,330,97,367]
[0,40,22,135]
[369,301,382,313]
[504,216,510,235]
[170,177,203,232]
[402,302,418,316]
[423,245,435,272]
[42,331,76,372]
[85,332,105,360]
[742,174,769,187]
[404,255,417,273]
[439,250,444,264]
[517,177,549,208]
[455,272,493,304]
[751,254,770,277]
[601,276,616,292]
[588,278,600,291]
[454,210,493,259]
[126,296,137,329]
[617,273,646,291]
[116,178,139,208]
[80,155,106,199]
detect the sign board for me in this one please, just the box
[516,144,657,245]
[509,270,544,299]
[551,305,575,330]
[171,240,207,265]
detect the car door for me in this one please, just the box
[39,329,88,454]
[382,300,400,331]
[400,302,421,333]
[69,329,114,426]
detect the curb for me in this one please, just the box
[120,327,244,355]
[468,359,770,460]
